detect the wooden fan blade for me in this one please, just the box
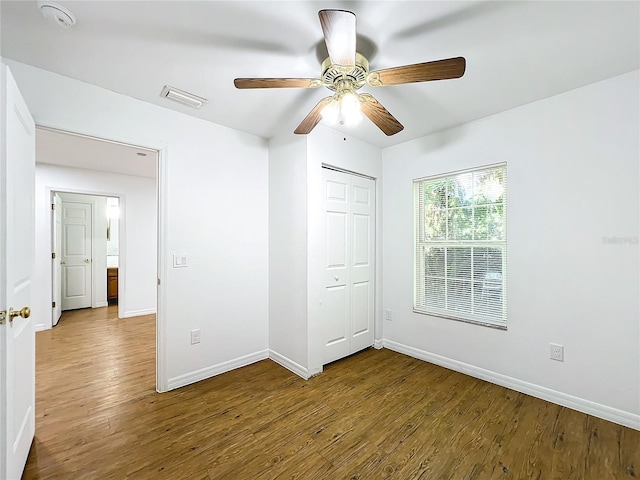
[294,96,333,135]
[234,78,321,89]
[360,94,404,136]
[318,10,356,67]
[368,57,466,86]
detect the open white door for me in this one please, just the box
[52,193,62,326]
[0,64,36,479]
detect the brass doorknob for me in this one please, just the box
[9,306,31,322]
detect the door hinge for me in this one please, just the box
[52,301,56,308]
[157,278,161,286]
[52,252,56,259]
[52,203,56,210]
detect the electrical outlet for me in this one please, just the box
[191,329,201,345]
[385,309,392,321]
[550,343,564,362]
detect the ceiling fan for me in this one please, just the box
[234,9,466,136]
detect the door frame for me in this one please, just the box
[56,192,100,312]
[52,192,62,326]
[53,191,111,312]
[36,124,168,393]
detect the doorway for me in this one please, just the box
[38,126,158,326]
[51,191,121,326]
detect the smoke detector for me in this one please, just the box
[37,2,76,29]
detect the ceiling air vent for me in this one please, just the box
[160,86,207,109]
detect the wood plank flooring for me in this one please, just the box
[24,306,639,479]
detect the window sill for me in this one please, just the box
[413,309,507,330]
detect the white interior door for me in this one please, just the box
[52,193,62,325]
[0,63,36,480]
[61,200,92,310]
[322,168,375,365]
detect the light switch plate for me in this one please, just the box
[173,253,188,268]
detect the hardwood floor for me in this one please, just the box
[24,306,639,479]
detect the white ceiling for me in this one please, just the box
[2,1,639,148]
[36,127,158,178]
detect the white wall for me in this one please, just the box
[382,71,640,428]
[34,165,157,329]
[8,60,269,391]
[307,126,383,375]
[268,135,308,375]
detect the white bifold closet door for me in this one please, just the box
[322,167,375,365]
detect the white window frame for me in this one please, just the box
[414,163,507,329]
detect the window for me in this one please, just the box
[414,164,507,328]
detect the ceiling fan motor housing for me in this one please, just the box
[321,52,369,92]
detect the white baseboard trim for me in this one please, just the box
[383,339,640,431]
[94,301,108,308]
[167,349,269,391]
[121,308,157,318]
[34,323,47,332]
[373,339,384,349]
[269,350,310,379]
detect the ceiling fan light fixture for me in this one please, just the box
[340,92,363,125]
[322,91,362,127]
[320,99,339,124]
[160,85,207,109]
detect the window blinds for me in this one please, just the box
[414,164,507,328]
